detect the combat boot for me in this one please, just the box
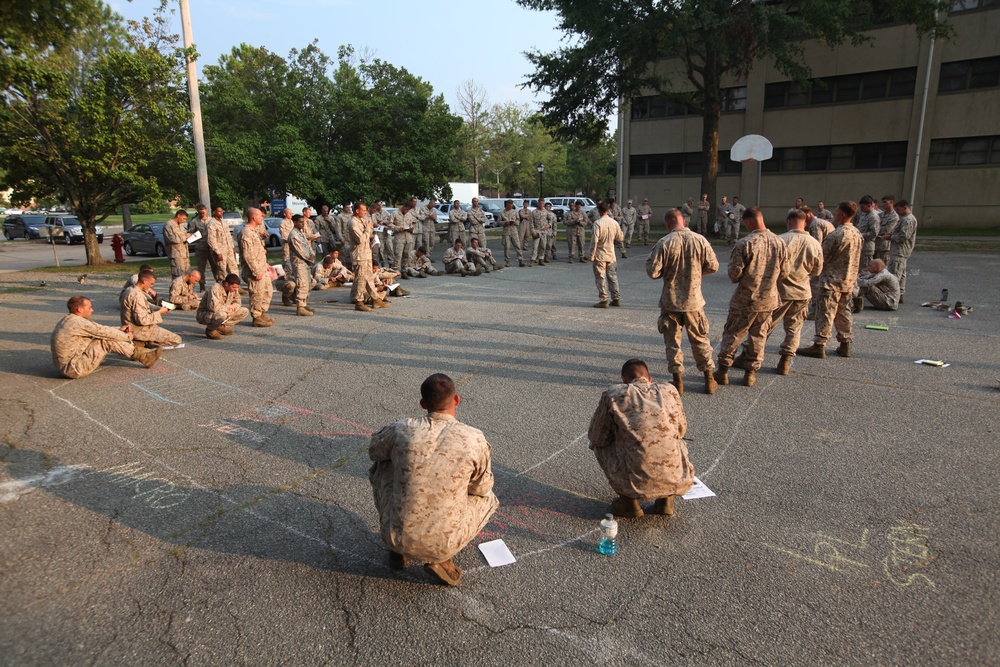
[281,294,294,307]
[218,325,234,335]
[704,371,717,395]
[132,345,162,369]
[354,302,371,312]
[252,316,273,327]
[593,301,609,309]
[519,261,526,267]
[296,306,313,317]
[653,496,675,516]
[776,354,792,376]
[424,558,462,586]
[836,342,851,358]
[713,364,729,386]
[205,327,222,340]
[743,369,756,387]
[388,551,410,571]
[798,343,826,359]
[372,298,390,309]
[671,372,684,396]
[611,496,643,518]
[610,299,621,307]
[852,297,864,313]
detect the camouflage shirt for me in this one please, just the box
[588,378,694,500]
[622,207,637,225]
[777,229,824,301]
[727,229,790,312]
[890,213,917,258]
[51,314,130,378]
[369,411,498,563]
[808,217,835,244]
[855,209,881,244]
[239,225,269,281]
[875,208,899,253]
[820,223,863,291]
[645,227,718,312]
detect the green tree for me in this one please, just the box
[566,133,616,200]
[517,0,951,209]
[0,1,190,265]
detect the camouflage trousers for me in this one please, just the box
[502,225,522,263]
[718,308,771,371]
[168,244,189,279]
[213,252,239,284]
[469,224,487,249]
[637,218,650,243]
[194,245,213,290]
[131,324,181,348]
[659,309,715,374]
[59,338,136,379]
[592,260,620,303]
[197,306,249,330]
[247,276,273,318]
[762,299,808,357]
[448,224,465,247]
[566,226,585,261]
[351,261,380,304]
[813,289,853,346]
[888,254,909,296]
[394,233,414,273]
[292,260,311,307]
[859,241,875,274]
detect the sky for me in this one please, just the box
[109,0,565,115]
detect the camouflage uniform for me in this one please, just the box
[466,245,497,273]
[162,218,190,278]
[696,200,711,235]
[336,212,353,254]
[874,208,899,263]
[51,314,136,379]
[591,215,623,303]
[813,223,863,346]
[468,207,488,249]
[443,246,474,274]
[679,203,692,225]
[588,378,694,500]
[288,227,315,308]
[120,286,182,347]
[388,209,412,272]
[315,213,339,253]
[518,205,533,251]
[645,227,719,373]
[168,276,200,310]
[368,411,499,565]
[189,214,213,291]
[196,283,249,331]
[370,209,391,266]
[417,205,438,252]
[206,217,239,283]
[855,208,881,273]
[545,209,558,260]
[729,203,746,242]
[564,209,587,262]
[888,213,917,299]
[807,217,835,244]
[763,230,823,356]
[854,268,900,311]
[349,216,381,306]
[407,252,442,277]
[621,205,637,247]
[448,207,469,246]
[313,258,352,289]
[499,208,522,265]
[718,229,789,370]
[638,203,653,244]
[716,201,734,238]
[239,225,273,320]
[816,208,835,223]
[529,208,549,264]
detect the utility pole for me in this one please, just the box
[179,0,211,207]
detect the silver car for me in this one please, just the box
[230,217,284,247]
[46,216,105,244]
[121,222,168,257]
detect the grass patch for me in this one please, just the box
[0,286,44,294]
[919,226,1000,237]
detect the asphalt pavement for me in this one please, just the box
[0,241,997,665]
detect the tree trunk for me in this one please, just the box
[122,204,133,231]
[81,216,104,266]
[699,59,722,231]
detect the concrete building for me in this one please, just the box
[620,2,1000,229]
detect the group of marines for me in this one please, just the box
[645,195,917,395]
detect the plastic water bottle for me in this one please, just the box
[941,289,948,301]
[599,513,618,555]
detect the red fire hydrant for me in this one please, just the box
[111,234,125,263]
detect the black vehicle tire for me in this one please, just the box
[65,233,72,245]
[3,231,11,240]
[124,241,135,256]
[97,236,104,244]
[155,242,166,257]
[269,234,279,248]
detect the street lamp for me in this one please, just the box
[493,160,520,197]
[537,163,545,198]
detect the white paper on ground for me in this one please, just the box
[915,359,950,368]
[682,476,716,500]
[387,283,400,291]
[161,344,185,350]
[342,282,353,287]
[478,539,516,567]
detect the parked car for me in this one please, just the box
[508,198,567,222]
[431,203,498,229]
[121,222,168,256]
[230,217,284,248]
[222,211,243,228]
[547,196,597,215]
[46,216,104,244]
[3,214,50,240]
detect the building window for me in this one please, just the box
[630,150,741,177]
[763,68,918,109]
[938,56,1000,92]
[630,85,747,120]
[762,142,908,172]
[928,135,1000,166]
[950,0,1000,13]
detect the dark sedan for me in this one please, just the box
[3,214,50,240]
[122,222,168,257]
